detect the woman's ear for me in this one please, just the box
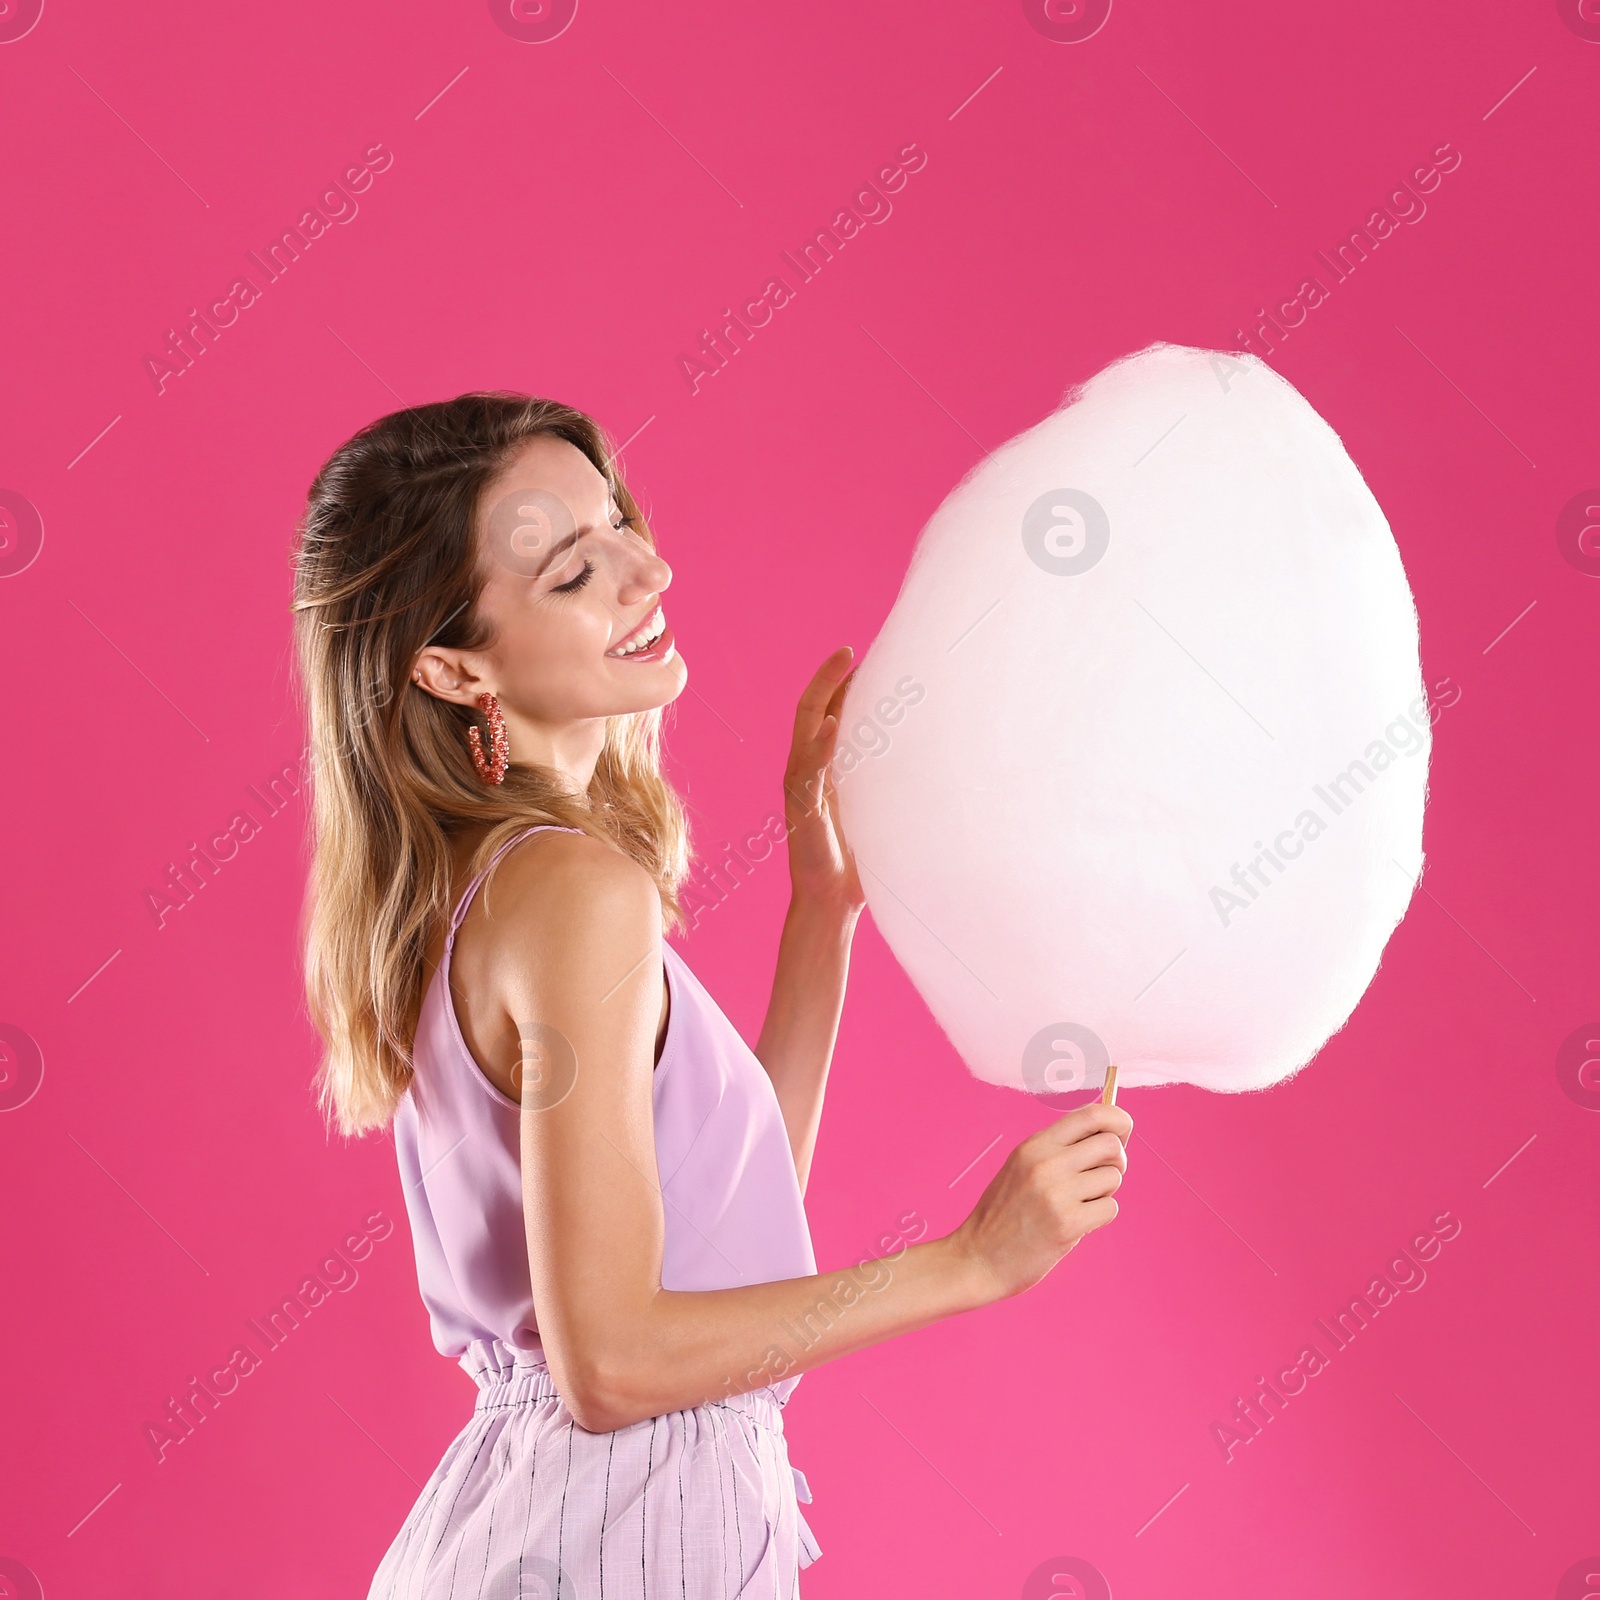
[411,650,489,707]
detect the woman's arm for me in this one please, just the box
[494,829,1130,1435]
[754,647,867,1191]
[754,895,858,1195]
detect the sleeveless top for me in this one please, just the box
[392,824,818,1405]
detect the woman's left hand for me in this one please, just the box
[782,646,867,913]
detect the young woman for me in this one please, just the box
[292,393,1132,1598]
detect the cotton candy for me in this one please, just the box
[834,342,1428,1096]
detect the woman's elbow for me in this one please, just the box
[552,1347,648,1434]
[567,1391,628,1434]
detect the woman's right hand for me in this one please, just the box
[948,1102,1133,1301]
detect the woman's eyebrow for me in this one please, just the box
[533,529,580,576]
[531,507,616,575]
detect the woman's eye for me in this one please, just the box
[552,559,595,594]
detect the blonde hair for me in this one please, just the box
[291,393,690,1136]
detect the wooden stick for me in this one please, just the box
[1101,1062,1119,1106]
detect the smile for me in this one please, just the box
[607,605,673,660]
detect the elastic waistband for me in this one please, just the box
[469,1360,788,1432]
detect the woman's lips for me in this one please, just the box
[610,623,675,663]
[606,605,672,661]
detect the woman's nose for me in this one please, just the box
[617,545,671,603]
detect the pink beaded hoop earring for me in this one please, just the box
[467,692,510,785]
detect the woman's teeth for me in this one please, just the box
[612,607,666,656]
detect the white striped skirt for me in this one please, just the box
[367,1362,822,1599]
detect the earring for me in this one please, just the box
[468,692,510,785]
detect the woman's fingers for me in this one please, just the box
[1062,1130,1129,1174]
[792,647,854,747]
[786,649,856,820]
[822,661,856,726]
[1075,1162,1125,1200]
[1042,1102,1133,1151]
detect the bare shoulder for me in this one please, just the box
[478,827,662,1002]
[488,827,658,924]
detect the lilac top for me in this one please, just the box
[393,824,817,1403]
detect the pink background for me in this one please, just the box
[1,1,1597,1595]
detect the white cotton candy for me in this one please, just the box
[834,343,1428,1096]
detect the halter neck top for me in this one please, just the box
[392,824,817,1402]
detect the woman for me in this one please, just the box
[292,393,1132,1597]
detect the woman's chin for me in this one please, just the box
[605,648,688,713]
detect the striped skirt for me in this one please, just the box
[367,1360,822,1599]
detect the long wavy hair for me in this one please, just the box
[292,393,690,1137]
